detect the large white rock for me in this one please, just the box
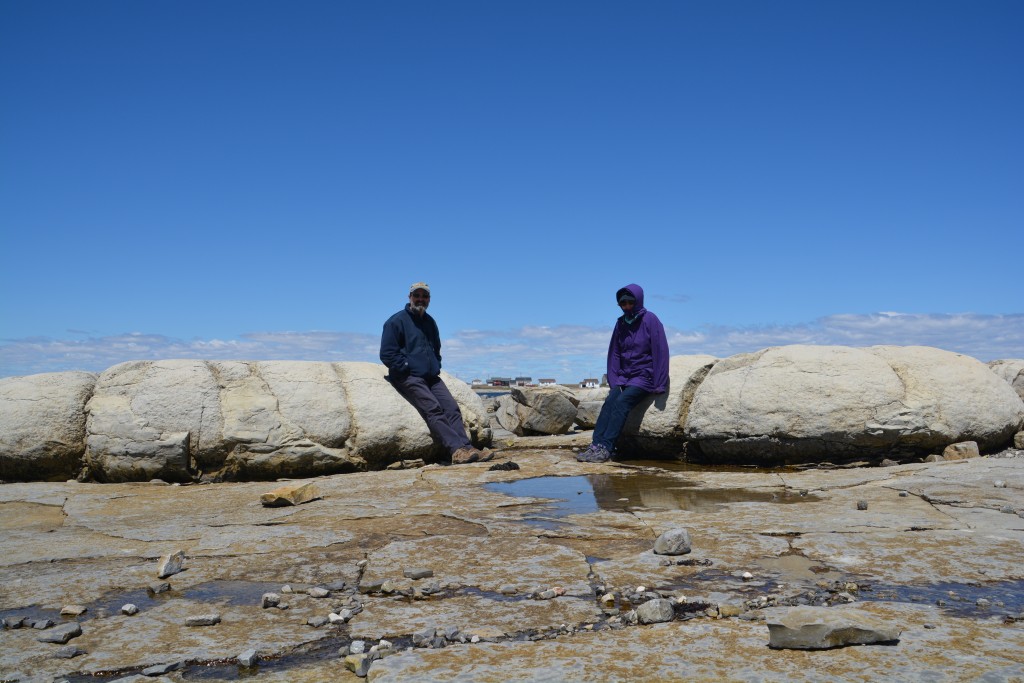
[330,362,489,470]
[988,359,1024,401]
[686,345,1024,462]
[85,360,224,482]
[497,386,580,436]
[0,371,96,481]
[618,355,719,456]
[84,360,489,481]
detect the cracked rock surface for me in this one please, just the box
[2,450,1022,681]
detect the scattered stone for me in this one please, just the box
[307,616,329,627]
[924,454,944,463]
[1000,505,1015,514]
[142,662,181,676]
[880,459,899,467]
[899,491,909,497]
[260,482,322,507]
[844,583,859,592]
[281,584,293,593]
[32,619,55,629]
[741,572,754,581]
[412,626,437,647]
[994,480,1006,488]
[185,614,221,627]
[307,587,330,598]
[719,604,743,618]
[386,458,426,470]
[53,646,86,659]
[653,528,692,556]
[1015,431,1024,449]
[637,598,675,624]
[488,460,520,471]
[924,623,936,629]
[942,441,980,460]
[2,616,26,629]
[499,585,517,595]
[601,592,616,606]
[344,652,376,677]
[404,568,434,580]
[237,649,258,667]
[977,598,991,607]
[37,622,82,644]
[857,500,868,510]
[60,605,87,617]
[538,589,558,600]
[350,640,366,654]
[157,550,186,579]
[149,581,171,594]
[261,593,280,608]
[121,604,139,616]
[767,607,901,649]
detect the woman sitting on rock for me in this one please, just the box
[576,283,670,463]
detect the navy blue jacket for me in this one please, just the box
[380,305,442,379]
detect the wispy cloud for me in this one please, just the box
[648,293,692,304]
[2,313,1021,381]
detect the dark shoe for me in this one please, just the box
[575,444,612,463]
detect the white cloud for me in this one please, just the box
[2,313,1021,381]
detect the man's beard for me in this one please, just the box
[410,304,427,315]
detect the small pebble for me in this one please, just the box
[307,616,329,627]
[60,605,87,617]
[53,646,86,659]
[994,480,1006,488]
[999,505,1015,514]
[121,604,138,616]
[350,640,366,654]
[977,598,991,607]
[899,491,909,497]
[307,587,330,598]
[149,581,171,594]
[237,649,258,667]
[856,500,868,510]
[741,572,753,581]
[261,593,281,608]
[185,614,221,627]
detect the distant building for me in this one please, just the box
[514,376,532,386]
[580,378,599,388]
[471,379,484,386]
[488,377,512,387]
[538,378,557,386]
[601,374,608,387]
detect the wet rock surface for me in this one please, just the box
[1,450,1022,681]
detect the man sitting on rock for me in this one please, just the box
[380,282,491,465]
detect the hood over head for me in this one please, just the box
[616,284,645,310]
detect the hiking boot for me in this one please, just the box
[575,444,612,463]
[476,448,496,462]
[452,447,481,464]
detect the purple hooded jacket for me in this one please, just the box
[606,284,670,393]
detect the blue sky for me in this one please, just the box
[2,1,1021,382]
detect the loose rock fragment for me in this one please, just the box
[142,662,181,676]
[404,568,434,580]
[185,614,221,627]
[307,587,330,598]
[121,604,139,616]
[260,482,321,507]
[238,649,258,667]
[942,441,980,460]
[653,528,692,556]
[60,605,87,617]
[857,500,868,510]
[149,581,171,594]
[37,622,82,644]
[261,593,281,608]
[767,607,901,649]
[307,616,329,627]
[157,550,186,579]
[53,646,86,659]
[637,598,675,624]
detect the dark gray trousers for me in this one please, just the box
[389,374,472,454]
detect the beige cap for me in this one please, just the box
[409,282,430,294]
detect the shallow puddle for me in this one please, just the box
[859,579,1024,619]
[486,473,820,525]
